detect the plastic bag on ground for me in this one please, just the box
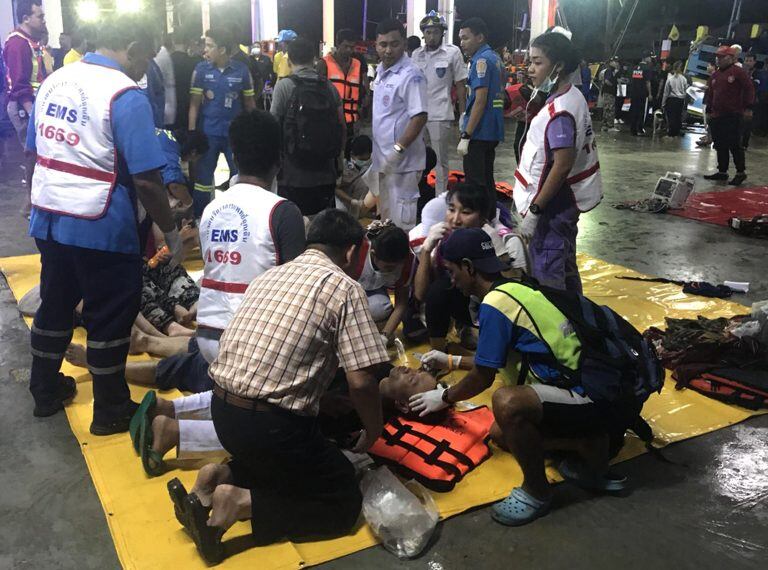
[361,466,439,559]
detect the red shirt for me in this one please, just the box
[704,63,755,117]
[3,28,46,105]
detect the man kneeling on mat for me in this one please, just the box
[409,228,654,527]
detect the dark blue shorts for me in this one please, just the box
[155,337,213,393]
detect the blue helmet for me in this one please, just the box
[420,10,447,32]
[276,29,297,43]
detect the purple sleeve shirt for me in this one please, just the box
[546,114,576,151]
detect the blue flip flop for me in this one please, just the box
[491,487,552,526]
[557,459,627,493]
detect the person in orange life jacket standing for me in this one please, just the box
[317,28,367,156]
[26,17,183,434]
[412,11,468,196]
[514,32,603,293]
[188,28,256,218]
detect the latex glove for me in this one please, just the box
[383,150,404,174]
[518,212,540,241]
[457,138,470,157]
[409,387,450,417]
[424,221,449,252]
[482,223,507,258]
[163,228,184,268]
[420,350,462,371]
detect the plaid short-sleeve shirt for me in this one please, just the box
[210,249,389,416]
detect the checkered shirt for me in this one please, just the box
[210,249,389,415]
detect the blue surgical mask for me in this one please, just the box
[531,67,561,99]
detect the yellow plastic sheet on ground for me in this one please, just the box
[0,252,763,570]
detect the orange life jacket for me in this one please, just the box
[425,169,514,198]
[368,406,495,492]
[324,54,362,124]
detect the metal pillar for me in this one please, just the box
[202,0,211,33]
[438,0,455,44]
[43,0,64,48]
[323,0,334,54]
[252,0,278,42]
[407,0,427,37]
[530,0,556,41]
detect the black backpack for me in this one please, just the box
[283,75,343,164]
[507,281,665,405]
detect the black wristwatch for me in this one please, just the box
[441,386,453,404]
[460,131,471,140]
[529,203,543,215]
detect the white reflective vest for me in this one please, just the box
[30,60,138,219]
[197,184,285,330]
[352,239,413,292]
[513,85,603,215]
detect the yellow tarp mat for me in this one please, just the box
[0,252,763,570]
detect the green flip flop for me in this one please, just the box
[129,391,157,453]
[139,414,165,477]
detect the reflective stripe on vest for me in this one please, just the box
[367,407,495,492]
[485,282,582,380]
[324,54,362,124]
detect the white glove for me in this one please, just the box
[383,149,404,174]
[424,221,449,252]
[420,350,462,371]
[482,223,507,258]
[457,138,470,157]
[408,387,450,417]
[163,228,184,268]
[519,212,540,241]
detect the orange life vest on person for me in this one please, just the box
[324,53,362,124]
[368,406,495,492]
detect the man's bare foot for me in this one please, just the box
[153,397,176,419]
[130,326,150,354]
[166,321,195,337]
[207,484,251,531]
[151,416,181,457]
[192,463,234,508]
[65,343,87,368]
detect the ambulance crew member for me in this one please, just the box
[412,11,467,196]
[368,19,428,231]
[26,18,183,434]
[514,32,603,293]
[188,28,255,218]
[130,110,305,476]
[318,29,367,152]
[457,18,505,221]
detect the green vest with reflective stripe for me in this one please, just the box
[484,281,582,384]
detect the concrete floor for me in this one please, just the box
[0,122,766,569]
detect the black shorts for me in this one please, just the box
[278,184,335,216]
[531,384,639,439]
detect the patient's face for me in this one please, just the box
[380,366,437,404]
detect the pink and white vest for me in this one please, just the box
[197,184,284,331]
[31,60,137,218]
[513,85,603,215]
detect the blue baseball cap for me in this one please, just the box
[440,228,509,273]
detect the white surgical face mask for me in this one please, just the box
[352,158,371,170]
[531,67,560,100]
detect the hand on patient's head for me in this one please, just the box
[379,366,438,414]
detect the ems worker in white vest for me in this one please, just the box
[188,28,256,218]
[514,32,603,293]
[26,18,183,434]
[367,18,428,231]
[412,11,467,196]
[129,110,305,475]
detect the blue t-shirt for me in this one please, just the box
[155,129,185,186]
[190,59,254,137]
[28,52,165,254]
[464,44,505,142]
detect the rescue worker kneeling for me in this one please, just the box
[410,228,662,526]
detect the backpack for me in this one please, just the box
[283,75,343,164]
[675,369,768,410]
[506,281,665,405]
